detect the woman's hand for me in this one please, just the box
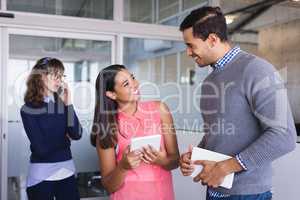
[119,146,143,171]
[179,145,194,176]
[60,82,72,106]
[141,145,167,166]
[179,151,195,176]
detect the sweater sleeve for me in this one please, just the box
[238,58,297,171]
[65,104,82,140]
[20,109,68,158]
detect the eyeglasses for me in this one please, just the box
[48,73,67,81]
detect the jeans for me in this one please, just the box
[206,191,272,200]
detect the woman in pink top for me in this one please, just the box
[90,65,179,200]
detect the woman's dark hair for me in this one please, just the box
[179,6,228,42]
[24,57,64,106]
[90,64,126,148]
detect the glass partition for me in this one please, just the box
[124,0,208,26]
[7,0,113,20]
[123,37,209,129]
[183,0,205,10]
[7,33,112,200]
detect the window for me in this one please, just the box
[158,0,179,21]
[180,51,195,84]
[183,0,206,10]
[123,37,185,85]
[7,0,113,20]
[136,60,151,81]
[164,53,178,83]
[124,0,208,26]
[124,0,153,23]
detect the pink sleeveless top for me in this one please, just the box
[110,101,175,200]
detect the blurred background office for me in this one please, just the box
[1,0,300,199]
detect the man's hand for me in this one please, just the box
[179,145,194,176]
[193,160,226,188]
[193,158,243,188]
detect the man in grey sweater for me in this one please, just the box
[179,6,297,200]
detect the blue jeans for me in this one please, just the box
[206,191,272,200]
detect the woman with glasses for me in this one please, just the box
[20,57,82,200]
[90,65,179,200]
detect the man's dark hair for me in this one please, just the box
[180,6,228,42]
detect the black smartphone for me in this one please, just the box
[57,85,64,95]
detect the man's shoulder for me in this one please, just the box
[202,51,255,82]
[233,51,257,68]
[242,52,277,75]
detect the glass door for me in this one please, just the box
[2,28,114,200]
[0,27,9,200]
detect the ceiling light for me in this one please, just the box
[225,15,238,24]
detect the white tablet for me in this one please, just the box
[190,147,234,189]
[130,134,161,152]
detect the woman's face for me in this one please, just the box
[42,70,64,94]
[107,69,140,103]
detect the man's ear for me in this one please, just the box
[207,33,219,48]
[105,91,117,100]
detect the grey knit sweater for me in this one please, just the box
[199,51,297,195]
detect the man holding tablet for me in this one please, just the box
[179,6,297,200]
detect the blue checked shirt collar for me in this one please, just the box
[212,46,241,72]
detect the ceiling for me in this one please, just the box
[220,0,300,35]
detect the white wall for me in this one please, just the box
[272,144,300,200]
[172,130,206,200]
[258,19,300,122]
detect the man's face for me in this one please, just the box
[182,27,214,67]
